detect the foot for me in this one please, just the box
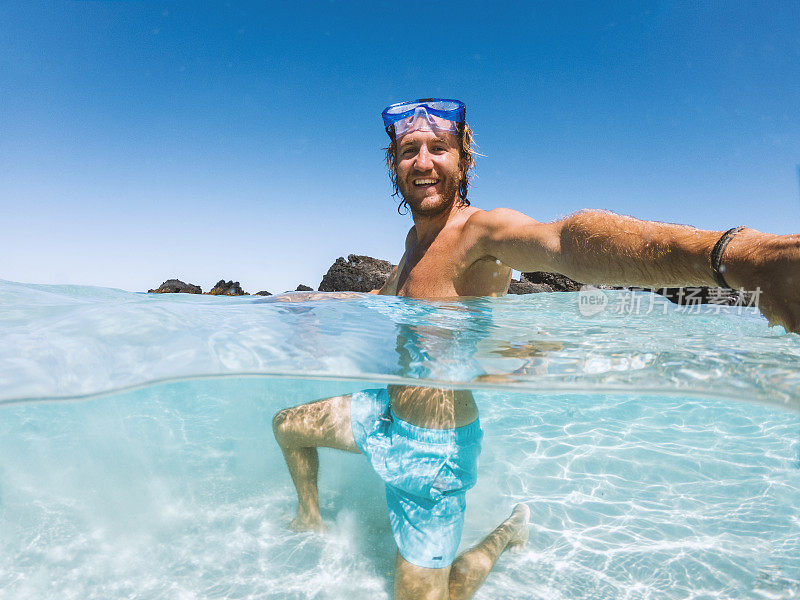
[289,513,328,533]
[504,503,530,552]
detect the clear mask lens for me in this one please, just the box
[393,106,459,138]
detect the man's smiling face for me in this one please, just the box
[395,129,463,217]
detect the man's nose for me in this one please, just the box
[414,146,434,170]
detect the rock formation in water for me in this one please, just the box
[207,280,246,296]
[145,260,747,306]
[319,254,397,293]
[507,279,553,294]
[522,271,583,292]
[148,279,202,294]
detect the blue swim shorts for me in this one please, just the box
[350,388,483,569]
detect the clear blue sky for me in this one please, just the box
[1,1,798,293]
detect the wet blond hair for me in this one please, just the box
[384,123,477,214]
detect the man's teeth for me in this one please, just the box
[414,179,438,185]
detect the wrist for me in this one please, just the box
[710,226,746,288]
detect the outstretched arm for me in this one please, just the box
[468,208,800,332]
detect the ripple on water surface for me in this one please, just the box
[1,280,799,407]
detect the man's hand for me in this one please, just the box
[725,230,800,333]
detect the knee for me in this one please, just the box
[272,408,294,442]
[395,555,450,600]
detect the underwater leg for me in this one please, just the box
[394,553,451,600]
[393,504,530,599]
[447,503,530,600]
[272,394,360,531]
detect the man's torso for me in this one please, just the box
[380,206,509,428]
[383,206,513,299]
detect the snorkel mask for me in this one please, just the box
[382,98,466,139]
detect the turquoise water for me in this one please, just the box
[1,280,799,599]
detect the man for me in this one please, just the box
[273,98,800,600]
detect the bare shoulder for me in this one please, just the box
[465,207,542,237]
[459,207,563,272]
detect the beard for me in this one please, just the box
[399,176,461,218]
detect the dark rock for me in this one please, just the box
[148,279,202,294]
[522,271,583,292]
[319,254,396,293]
[207,280,246,296]
[295,284,313,292]
[255,290,272,296]
[508,279,553,294]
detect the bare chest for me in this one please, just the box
[395,234,511,298]
[396,238,463,297]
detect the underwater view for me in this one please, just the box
[1,280,799,599]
